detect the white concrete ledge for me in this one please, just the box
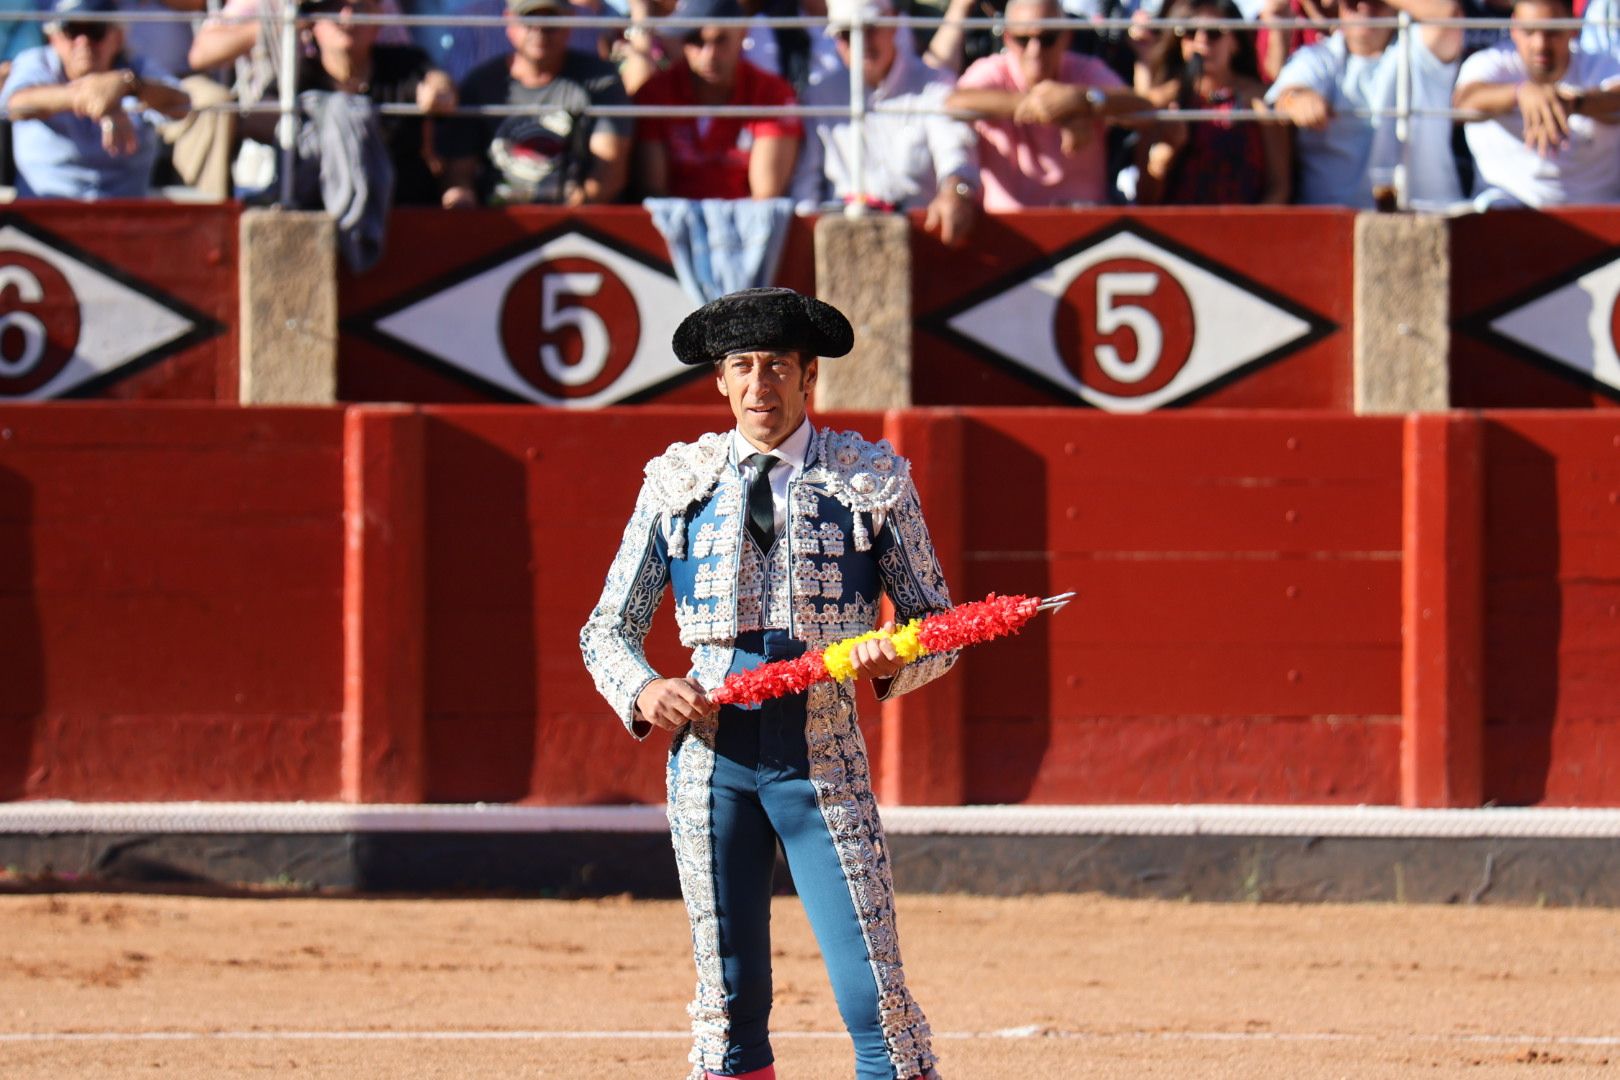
[6,802,1620,839]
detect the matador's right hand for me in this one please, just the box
[635,678,715,732]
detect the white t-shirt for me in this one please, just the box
[1266,32,1463,210]
[1458,42,1620,207]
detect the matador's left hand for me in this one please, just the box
[847,622,906,681]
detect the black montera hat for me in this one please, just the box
[673,287,855,366]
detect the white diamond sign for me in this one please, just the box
[364,228,697,408]
[1483,256,1620,395]
[0,223,202,400]
[937,225,1328,412]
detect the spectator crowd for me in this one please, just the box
[3,0,1620,229]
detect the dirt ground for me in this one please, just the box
[2,891,1618,1079]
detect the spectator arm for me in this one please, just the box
[1258,103,1293,203]
[6,83,78,120]
[1573,86,1620,122]
[747,132,797,198]
[1256,24,1289,84]
[1132,132,1179,204]
[189,21,259,73]
[1451,80,1519,117]
[1095,87,1157,125]
[583,130,632,202]
[922,0,977,73]
[634,137,670,197]
[134,76,191,119]
[944,87,1023,119]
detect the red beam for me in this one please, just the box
[342,406,426,803]
[1401,413,1484,808]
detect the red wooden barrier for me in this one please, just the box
[1481,414,1620,806]
[952,410,1405,804]
[1401,414,1484,808]
[1,405,1617,807]
[342,406,426,802]
[0,404,343,801]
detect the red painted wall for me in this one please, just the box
[1482,414,1620,805]
[0,405,344,801]
[1,406,1616,806]
[951,411,1404,804]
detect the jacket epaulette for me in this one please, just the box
[800,428,911,519]
[642,431,731,518]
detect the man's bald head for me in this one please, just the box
[1005,0,1060,19]
[1002,0,1068,81]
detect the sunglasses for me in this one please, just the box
[60,21,111,41]
[1173,24,1226,38]
[1004,28,1061,47]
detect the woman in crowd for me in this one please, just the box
[1133,0,1289,204]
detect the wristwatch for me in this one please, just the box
[1084,86,1108,112]
[948,178,976,200]
[120,69,144,97]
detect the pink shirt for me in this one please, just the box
[955,51,1123,211]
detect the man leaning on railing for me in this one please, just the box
[1265,0,1466,210]
[1,0,191,198]
[792,0,981,245]
[946,0,1154,208]
[1455,0,1620,207]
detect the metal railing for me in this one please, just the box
[0,7,1600,210]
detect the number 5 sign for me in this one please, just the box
[361,226,697,407]
[932,223,1333,412]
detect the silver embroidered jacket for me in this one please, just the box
[580,427,956,736]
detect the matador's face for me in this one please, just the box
[716,350,818,452]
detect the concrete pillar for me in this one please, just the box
[239,209,338,405]
[813,213,913,410]
[1354,213,1450,414]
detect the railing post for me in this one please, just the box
[846,10,868,217]
[1394,9,1412,211]
[278,0,300,208]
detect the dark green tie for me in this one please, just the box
[743,453,778,553]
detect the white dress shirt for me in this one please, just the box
[732,419,813,540]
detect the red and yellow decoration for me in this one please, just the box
[708,592,1073,707]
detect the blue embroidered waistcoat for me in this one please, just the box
[581,426,956,737]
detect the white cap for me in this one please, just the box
[826,0,892,28]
